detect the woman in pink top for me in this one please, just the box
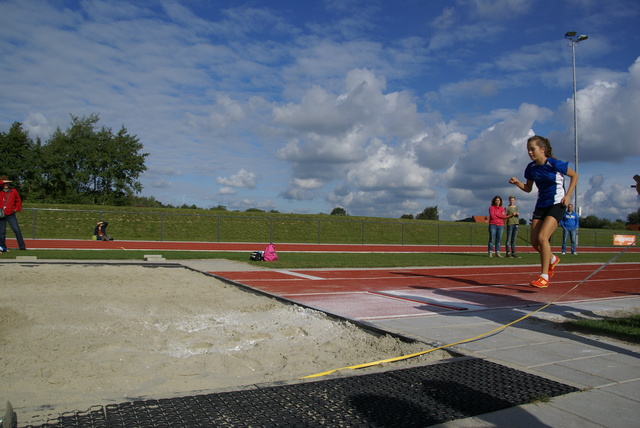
[488,196,516,257]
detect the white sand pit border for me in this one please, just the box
[1,263,451,424]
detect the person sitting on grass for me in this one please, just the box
[94,221,114,241]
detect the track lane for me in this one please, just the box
[211,263,640,321]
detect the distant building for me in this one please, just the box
[473,215,489,223]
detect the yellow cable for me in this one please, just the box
[301,245,634,379]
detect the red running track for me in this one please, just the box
[210,263,640,321]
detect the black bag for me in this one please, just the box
[250,251,263,261]
[0,208,4,219]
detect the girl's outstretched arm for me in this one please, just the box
[509,177,533,193]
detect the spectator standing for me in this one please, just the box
[505,196,520,258]
[487,196,515,258]
[0,178,27,252]
[560,204,579,255]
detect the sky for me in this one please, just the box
[1,0,639,221]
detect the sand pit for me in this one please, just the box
[1,263,449,424]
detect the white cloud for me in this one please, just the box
[275,68,443,215]
[494,41,564,72]
[570,58,640,161]
[580,175,639,220]
[345,139,437,196]
[216,169,257,188]
[218,187,236,195]
[293,178,325,190]
[280,186,315,201]
[431,7,457,30]
[438,79,500,100]
[414,130,467,171]
[469,0,533,20]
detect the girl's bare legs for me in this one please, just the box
[530,217,559,275]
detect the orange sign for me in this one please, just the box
[613,235,637,246]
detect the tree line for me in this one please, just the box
[0,114,148,205]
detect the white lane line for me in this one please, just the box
[275,270,326,280]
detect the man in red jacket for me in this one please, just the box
[0,178,26,252]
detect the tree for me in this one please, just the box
[579,215,597,228]
[416,206,439,220]
[40,114,148,204]
[330,207,347,216]
[628,208,640,225]
[400,214,414,220]
[608,219,627,230]
[0,122,41,199]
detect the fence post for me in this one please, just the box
[317,220,321,244]
[160,213,164,241]
[32,209,37,239]
[270,218,273,243]
[362,221,365,245]
[401,222,404,245]
[217,216,221,242]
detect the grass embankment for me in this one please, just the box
[15,203,639,247]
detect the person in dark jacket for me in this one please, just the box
[0,178,26,252]
[94,221,113,241]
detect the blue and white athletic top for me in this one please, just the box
[524,157,569,208]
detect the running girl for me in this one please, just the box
[509,135,578,288]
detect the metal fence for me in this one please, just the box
[11,207,636,247]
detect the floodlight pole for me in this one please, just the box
[565,31,587,216]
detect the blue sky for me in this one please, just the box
[1,0,639,221]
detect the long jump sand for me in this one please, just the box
[1,263,449,424]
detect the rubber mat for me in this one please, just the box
[25,358,578,427]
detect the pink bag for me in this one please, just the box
[262,243,278,261]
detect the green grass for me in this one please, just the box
[562,314,640,344]
[3,249,639,268]
[527,394,552,404]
